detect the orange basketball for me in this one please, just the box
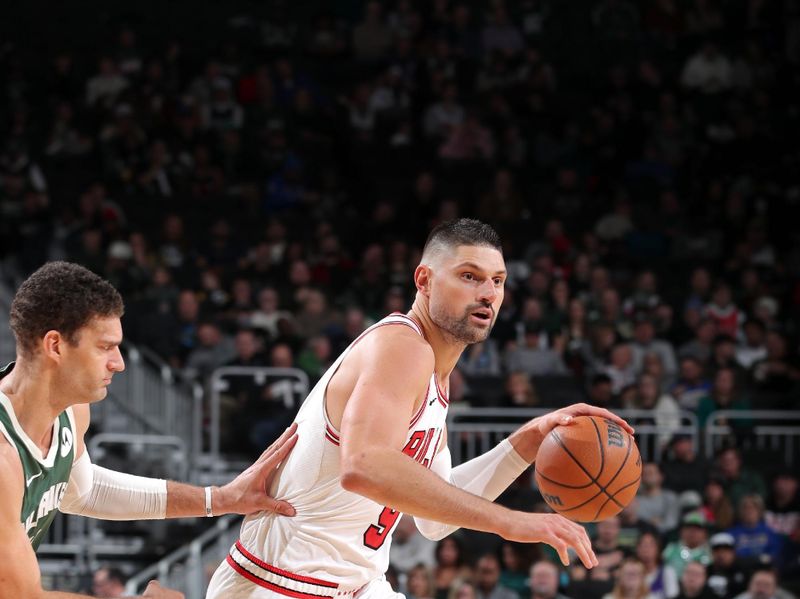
[534,415,642,522]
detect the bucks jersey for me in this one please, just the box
[0,362,76,550]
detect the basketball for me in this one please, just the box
[534,415,642,522]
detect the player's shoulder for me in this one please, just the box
[352,321,435,376]
[0,433,24,491]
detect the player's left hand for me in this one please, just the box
[216,423,299,517]
[510,404,634,462]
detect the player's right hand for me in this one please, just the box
[142,580,185,598]
[502,512,598,569]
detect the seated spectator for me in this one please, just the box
[681,42,732,95]
[696,367,751,428]
[662,433,708,495]
[706,532,748,599]
[406,563,436,599]
[630,316,677,381]
[458,339,502,377]
[501,372,540,407]
[662,512,712,578]
[700,477,735,531]
[678,318,717,365]
[750,331,800,410]
[390,515,436,573]
[594,516,626,579]
[671,357,712,411]
[736,320,767,371]
[638,462,681,533]
[182,321,236,381]
[635,531,679,599]
[475,554,518,599]
[603,342,638,394]
[675,561,715,599]
[92,566,127,598]
[505,323,568,377]
[619,499,660,550]
[765,470,800,544]
[714,448,767,510]
[586,373,622,410]
[434,538,472,599]
[625,373,681,454]
[733,568,796,599]
[498,542,537,599]
[601,557,658,599]
[728,495,784,566]
[530,560,572,599]
[702,284,742,339]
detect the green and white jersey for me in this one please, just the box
[0,362,76,550]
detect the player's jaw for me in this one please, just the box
[433,302,496,344]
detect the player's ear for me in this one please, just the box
[41,330,65,362]
[414,264,432,296]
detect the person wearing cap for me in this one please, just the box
[662,511,712,577]
[706,532,747,598]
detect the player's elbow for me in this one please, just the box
[340,451,377,496]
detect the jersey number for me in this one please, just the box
[362,428,439,550]
[363,507,400,549]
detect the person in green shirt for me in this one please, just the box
[661,511,712,578]
[0,262,297,599]
[714,447,767,510]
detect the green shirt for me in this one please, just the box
[0,362,76,550]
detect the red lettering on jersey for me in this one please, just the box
[363,506,400,550]
[402,431,425,459]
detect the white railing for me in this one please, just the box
[446,408,699,465]
[704,410,800,465]
[124,515,241,598]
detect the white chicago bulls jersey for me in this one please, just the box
[209,313,449,599]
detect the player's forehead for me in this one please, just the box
[81,315,123,342]
[440,245,505,273]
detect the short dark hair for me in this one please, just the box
[10,262,124,356]
[422,218,502,258]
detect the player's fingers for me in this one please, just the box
[584,405,635,434]
[263,497,296,517]
[265,433,298,467]
[573,529,596,569]
[554,541,570,567]
[259,423,298,462]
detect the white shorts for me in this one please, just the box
[205,544,404,599]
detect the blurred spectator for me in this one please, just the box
[601,557,658,599]
[92,566,127,597]
[765,471,800,543]
[183,321,236,380]
[681,42,732,94]
[475,553,518,599]
[696,367,751,428]
[714,448,767,510]
[498,542,537,599]
[679,319,717,364]
[631,317,677,382]
[619,499,660,550]
[635,531,679,599]
[733,569,796,599]
[434,538,472,599]
[728,495,784,565]
[406,563,436,599]
[736,320,768,371]
[703,285,743,340]
[701,477,736,531]
[603,343,638,394]
[352,2,392,63]
[501,372,540,408]
[707,532,748,599]
[671,357,712,411]
[594,516,626,579]
[625,373,681,453]
[459,339,503,377]
[390,515,436,573]
[675,561,715,599]
[638,462,681,534]
[662,511,712,578]
[505,323,568,377]
[586,373,620,410]
[662,434,708,495]
[530,559,572,599]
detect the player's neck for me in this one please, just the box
[1,357,66,451]
[407,305,464,379]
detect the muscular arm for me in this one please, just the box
[0,440,168,598]
[63,405,295,520]
[338,329,597,567]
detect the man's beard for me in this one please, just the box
[430,302,494,344]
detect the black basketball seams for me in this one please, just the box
[591,475,642,520]
[589,417,605,480]
[536,470,597,490]
[546,418,636,514]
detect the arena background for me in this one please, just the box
[1,0,799,597]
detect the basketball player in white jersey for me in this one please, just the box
[207,218,635,599]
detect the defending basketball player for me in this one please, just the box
[206,218,635,599]
[0,262,298,599]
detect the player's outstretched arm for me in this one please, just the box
[61,405,297,520]
[338,328,598,568]
[0,441,183,599]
